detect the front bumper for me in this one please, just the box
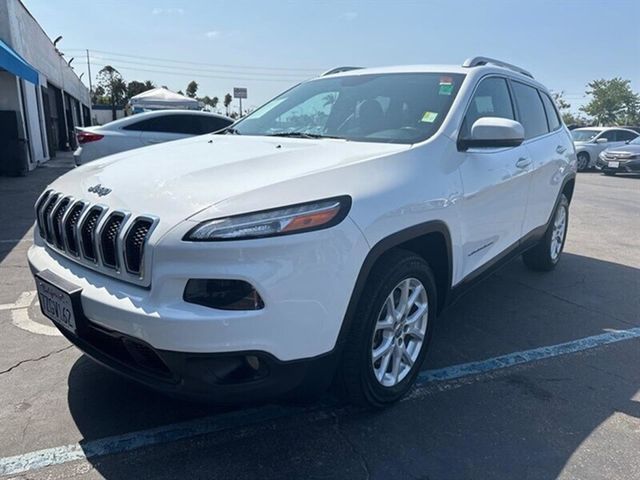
[28,218,368,398]
[47,297,338,402]
[596,156,640,173]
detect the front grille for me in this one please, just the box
[64,202,85,256]
[52,197,70,249]
[42,193,60,243]
[125,219,153,275]
[100,213,125,269]
[81,208,103,262]
[34,191,158,286]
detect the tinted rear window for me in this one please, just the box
[512,82,549,139]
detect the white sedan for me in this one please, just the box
[73,110,233,165]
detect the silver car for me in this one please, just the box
[572,127,639,171]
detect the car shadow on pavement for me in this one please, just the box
[0,157,73,264]
[65,252,640,479]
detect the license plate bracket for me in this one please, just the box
[35,270,84,336]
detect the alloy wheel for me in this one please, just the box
[371,278,429,387]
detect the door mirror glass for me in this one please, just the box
[459,117,525,150]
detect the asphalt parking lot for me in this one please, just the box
[0,155,638,480]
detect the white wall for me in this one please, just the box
[93,108,125,126]
[23,81,46,164]
[4,0,89,104]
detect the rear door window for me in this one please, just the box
[540,93,561,131]
[124,115,200,134]
[511,81,549,140]
[198,116,233,134]
[616,130,638,142]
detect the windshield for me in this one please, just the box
[571,129,600,142]
[629,135,640,145]
[230,73,465,144]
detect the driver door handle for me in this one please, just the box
[516,157,532,169]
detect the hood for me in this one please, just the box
[48,134,408,232]
[604,144,640,156]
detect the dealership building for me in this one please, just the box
[0,0,90,175]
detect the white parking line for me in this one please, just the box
[0,291,35,311]
[1,327,639,476]
[1,291,62,337]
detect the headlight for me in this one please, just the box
[184,196,351,241]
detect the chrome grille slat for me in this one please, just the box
[42,193,60,244]
[34,190,158,286]
[35,190,51,239]
[52,197,71,249]
[63,202,85,256]
[80,207,103,262]
[100,213,126,269]
[124,218,153,276]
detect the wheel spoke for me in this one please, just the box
[406,327,424,341]
[406,302,427,325]
[400,345,414,367]
[390,346,402,383]
[407,283,423,309]
[372,337,394,362]
[376,349,393,381]
[397,280,410,318]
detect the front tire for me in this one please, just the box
[336,250,437,407]
[523,194,569,272]
[576,152,590,172]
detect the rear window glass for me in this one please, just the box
[512,82,549,139]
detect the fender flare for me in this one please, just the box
[334,220,453,351]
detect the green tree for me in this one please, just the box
[211,96,219,109]
[126,80,155,99]
[96,66,127,121]
[581,78,640,126]
[223,93,233,115]
[186,80,199,98]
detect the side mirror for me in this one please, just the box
[459,117,525,150]
[596,137,608,144]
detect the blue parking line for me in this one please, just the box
[1,327,639,477]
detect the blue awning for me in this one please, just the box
[0,38,39,85]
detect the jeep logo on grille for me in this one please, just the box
[87,184,112,197]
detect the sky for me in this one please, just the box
[23,0,640,114]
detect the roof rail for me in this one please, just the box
[462,56,533,79]
[321,66,364,76]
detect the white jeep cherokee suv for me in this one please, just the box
[28,57,577,406]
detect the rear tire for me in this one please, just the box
[576,152,590,172]
[523,194,569,272]
[336,249,437,407]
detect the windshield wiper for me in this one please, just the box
[220,127,241,135]
[266,132,343,139]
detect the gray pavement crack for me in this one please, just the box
[0,345,72,375]
[331,412,370,480]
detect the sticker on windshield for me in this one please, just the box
[439,76,453,95]
[421,111,438,123]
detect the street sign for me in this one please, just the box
[233,88,247,99]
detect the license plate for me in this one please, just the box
[36,277,77,334]
[608,161,620,168]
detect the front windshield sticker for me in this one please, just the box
[421,111,438,123]
[439,76,454,95]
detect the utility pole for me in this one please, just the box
[239,97,242,117]
[86,49,93,125]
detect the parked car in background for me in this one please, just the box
[571,127,639,171]
[74,110,233,165]
[596,135,640,175]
